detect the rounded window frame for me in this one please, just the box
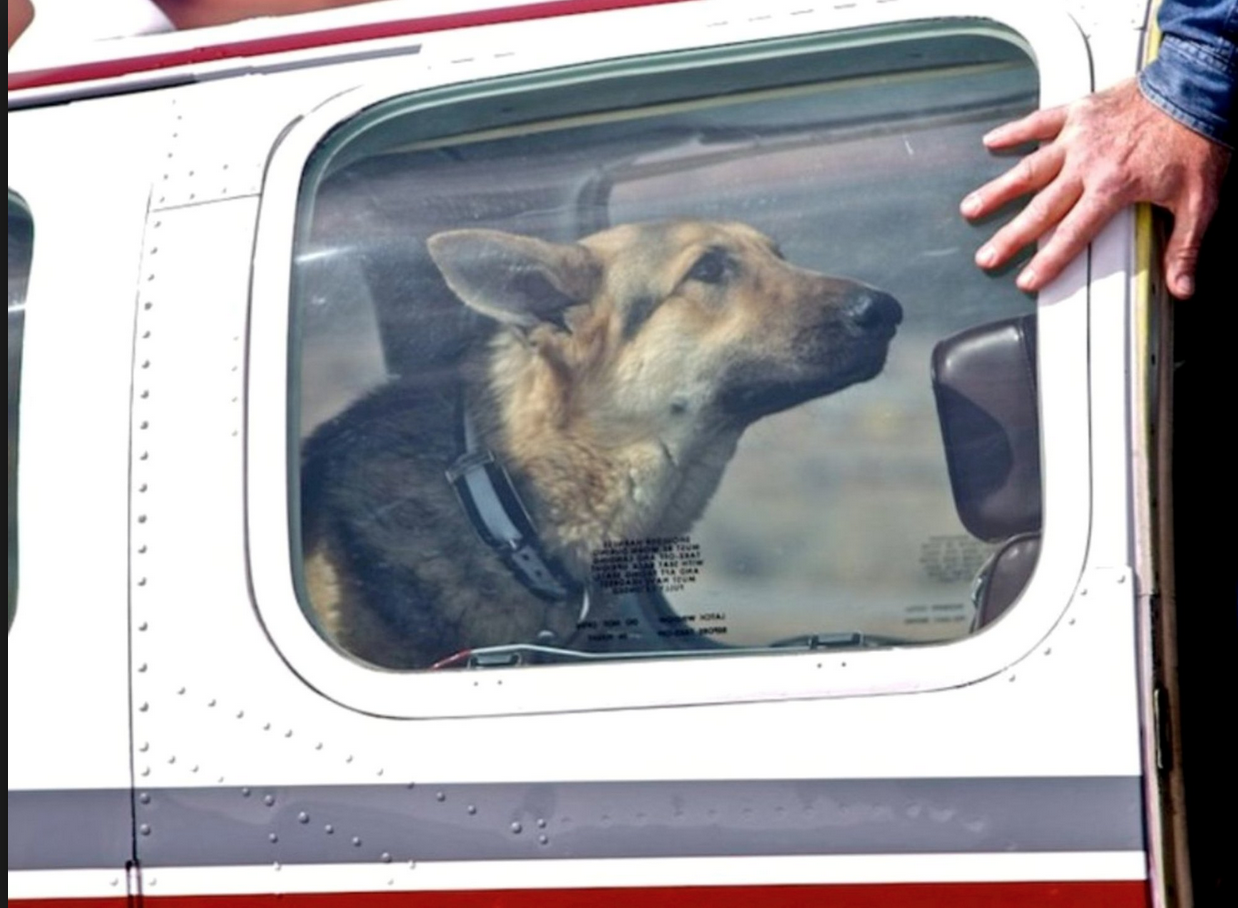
[248,1,1097,719]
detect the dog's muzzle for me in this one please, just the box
[842,288,903,338]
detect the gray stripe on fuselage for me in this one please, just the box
[8,787,132,870]
[8,776,1145,870]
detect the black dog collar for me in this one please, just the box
[446,411,582,604]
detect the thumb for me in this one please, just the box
[1163,210,1208,300]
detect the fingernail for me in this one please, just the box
[962,194,981,216]
[1176,275,1194,297]
[1017,267,1038,291]
[976,245,996,267]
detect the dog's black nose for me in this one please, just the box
[845,289,903,331]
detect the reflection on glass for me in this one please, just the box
[9,193,33,627]
[292,27,1043,670]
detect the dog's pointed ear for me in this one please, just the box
[426,229,601,329]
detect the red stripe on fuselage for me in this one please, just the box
[9,880,1151,907]
[7,0,695,92]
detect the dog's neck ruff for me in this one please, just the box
[446,409,583,605]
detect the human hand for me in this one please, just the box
[8,0,33,49]
[961,77,1231,299]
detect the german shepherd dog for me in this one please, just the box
[302,220,901,669]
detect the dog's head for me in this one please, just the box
[427,220,901,436]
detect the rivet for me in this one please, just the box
[192,765,199,773]
[139,702,149,712]
[167,755,176,764]
[142,330,151,339]
[1008,674,1016,683]
[138,484,148,493]
[324,824,334,834]
[110,878,119,887]
[141,361,151,370]
[436,791,446,802]
[381,852,392,863]
[352,836,362,847]
[144,302,153,310]
[538,834,549,845]
[284,729,292,738]
[1118,575,1127,584]
[467,805,476,815]
[536,818,546,828]
[1080,589,1088,596]
[263,723,271,731]
[510,822,522,834]
[139,452,149,460]
[263,794,275,806]
[177,687,186,696]
[268,833,278,843]
[140,824,151,835]
[140,390,150,399]
[137,515,148,524]
[345,755,353,763]
[138,663,148,672]
[297,811,309,824]
[137,544,148,553]
[1044,647,1052,656]
[141,767,151,777]
[236,710,245,719]
[242,787,252,797]
[376,768,384,777]
[148,877,157,887]
[208,699,217,707]
[315,742,323,751]
[139,792,151,804]
[138,621,148,631]
[273,862,281,871]
[137,577,148,586]
[139,742,150,752]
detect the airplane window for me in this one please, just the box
[9,193,33,628]
[291,26,1043,670]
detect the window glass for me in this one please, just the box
[9,193,33,627]
[292,26,1043,671]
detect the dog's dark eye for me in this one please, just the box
[687,250,731,285]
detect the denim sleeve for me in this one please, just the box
[1138,0,1237,147]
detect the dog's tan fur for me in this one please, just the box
[302,220,900,668]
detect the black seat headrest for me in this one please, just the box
[932,315,1041,542]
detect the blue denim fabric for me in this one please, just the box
[1139,0,1237,147]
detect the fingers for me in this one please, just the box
[1162,201,1217,300]
[961,143,1066,220]
[972,173,1081,274]
[982,106,1069,150]
[1015,190,1125,292]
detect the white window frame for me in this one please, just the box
[248,0,1098,718]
